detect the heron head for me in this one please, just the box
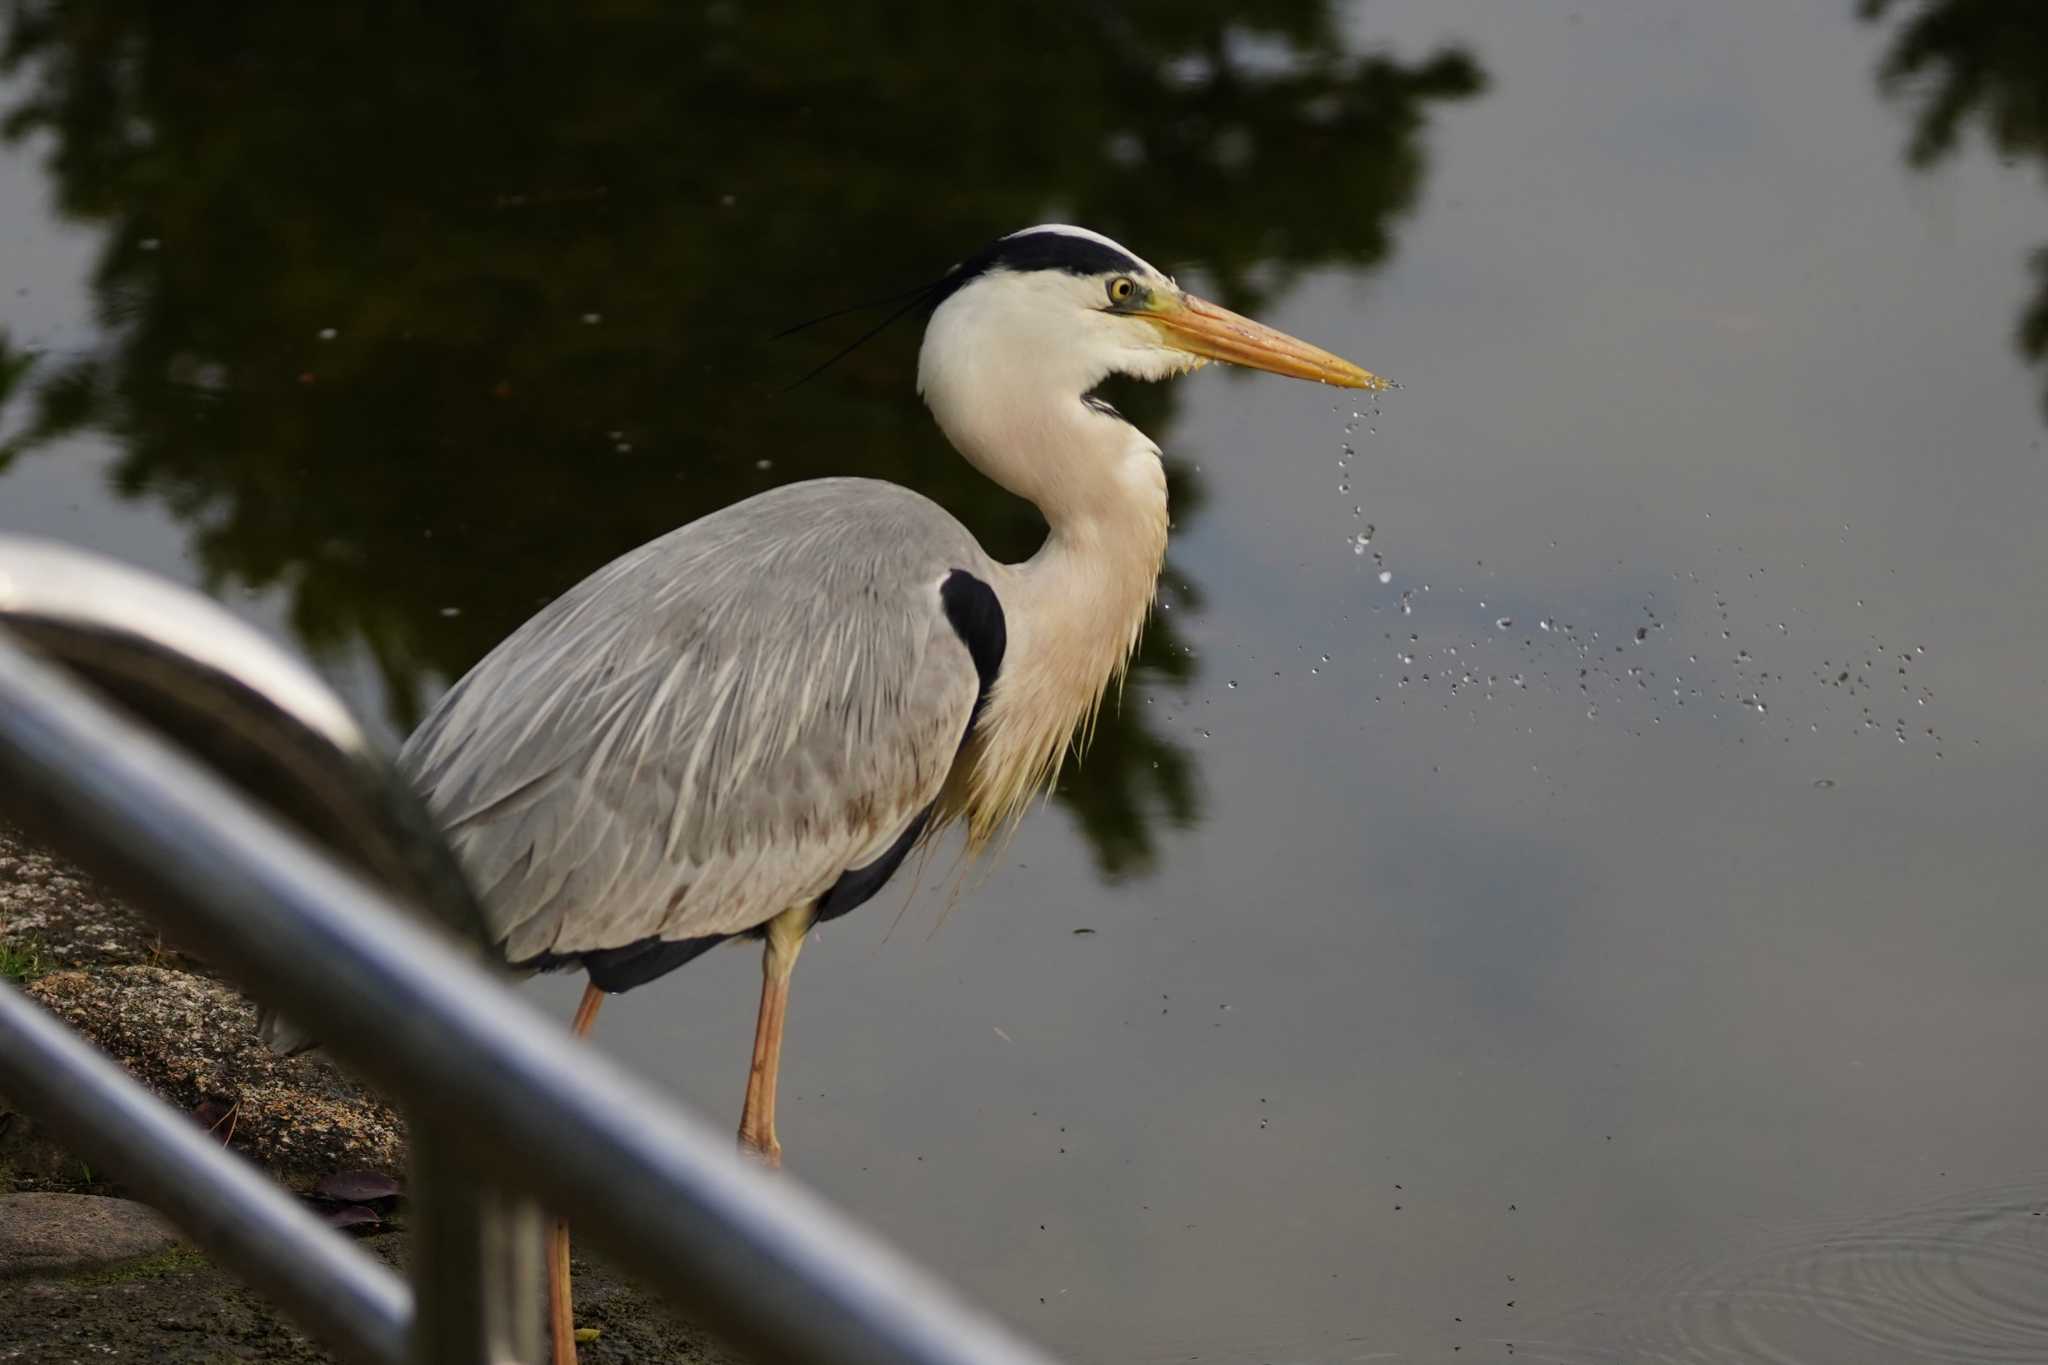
[917,225,1385,401]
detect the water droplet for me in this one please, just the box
[755,458,773,470]
[1378,570,1393,584]
[581,312,603,325]
[1226,680,1238,689]
[1495,617,1513,630]
[1812,778,1836,789]
[316,327,338,341]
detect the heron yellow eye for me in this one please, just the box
[1107,276,1137,305]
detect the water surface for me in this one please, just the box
[3,2,2045,1361]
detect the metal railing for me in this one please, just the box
[0,539,1063,1365]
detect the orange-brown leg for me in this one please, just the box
[550,981,605,1365]
[570,980,604,1037]
[737,908,810,1166]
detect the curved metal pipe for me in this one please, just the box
[0,535,490,1049]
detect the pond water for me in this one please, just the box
[4,2,2046,1361]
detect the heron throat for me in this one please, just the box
[942,415,1171,849]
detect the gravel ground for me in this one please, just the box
[0,1233,742,1364]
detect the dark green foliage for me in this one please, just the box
[1864,0,2048,418]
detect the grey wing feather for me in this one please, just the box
[398,478,990,962]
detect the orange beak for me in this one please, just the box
[1144,292,1387,391]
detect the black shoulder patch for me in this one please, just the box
[939,568,1005,729]
[816,806,933,925]
[930,230,1142,309]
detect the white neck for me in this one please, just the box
[919,290,1171,844]
[993,401,1169,711]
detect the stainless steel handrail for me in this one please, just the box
[0,628,1062,1365]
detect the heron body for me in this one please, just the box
[401,479,1001,980]
[395,224,1380,1362]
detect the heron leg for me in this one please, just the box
[549,981,605,1365]
[738,907,811,1167]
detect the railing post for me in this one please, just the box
[409,1126,544,1365]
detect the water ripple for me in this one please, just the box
[1519,1178,2048,1364]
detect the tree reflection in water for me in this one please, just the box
[0,3,1481,876]
[1864,0,2048,418]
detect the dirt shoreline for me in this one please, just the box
[0,824,741,1364]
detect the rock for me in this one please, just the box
[3,825,406,1185]
[24,966,406,1183]
[0,824,209,978]
[0,1194,180,1280]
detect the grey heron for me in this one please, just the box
[396,223,1381,1361]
